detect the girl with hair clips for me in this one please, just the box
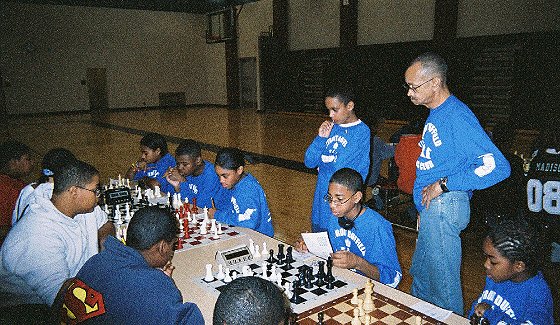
[125,132,175,189]
[207,147,274,237]
[468,219,553,325]
[12,148,76,224]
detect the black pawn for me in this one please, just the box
[277,243,285,265]
[317,311,324,325]
[304,268,313,289]
[267,249,278,264]
[315,261,326,279]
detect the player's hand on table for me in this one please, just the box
[474,302,491,317]
[161,261,175,278]
[293,238,308,253]
[318,120,334,138]
[331,250,359,270]
[421,180,443,209]
[164,168,184,188]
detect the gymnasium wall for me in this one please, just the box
[0,1,221,114]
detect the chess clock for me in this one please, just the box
[215,244,253,267]
[104,188,132,205]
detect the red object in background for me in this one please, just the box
[191,198,199,214]
[394,134,422,194]
[176,237,183,250]
[182,218,189,239]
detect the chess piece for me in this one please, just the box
[249,239,255,255]
[266,249,277,264]
[176,238,183,250]
[415,315,422,325]
[212,227,220,239]
[183,218,190,239]
[317,311,324,325]
[216,264,225,280]
[363,314,371,325]
[261,261,268,280]
[261,242,269,257]
[217,223,223,235]
[242,265,252,276]
[253,245,261,259]
[283,282,292,299]
[276,274,282,287]
[204,264,214,282]
[363,292,374,312]
[200,219,208,235]
[351,288,359,305]
[276,243,285,265]
[358,299,364,317]
[289,281,303,304]
[210,219,217,233]
[326,256,335,283]
[285,246,294,265]
[351,308,361,325]
[223,268,232,283]
[269,265,277,282]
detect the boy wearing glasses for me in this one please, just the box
[0,159,113,311]
[296,168,401,287]
[304,87,370,233]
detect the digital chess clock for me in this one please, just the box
[215,245,253,267]
[104,188,132,205]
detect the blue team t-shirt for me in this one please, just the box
[134,152,176,185]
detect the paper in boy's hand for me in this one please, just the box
[301,232,333,260]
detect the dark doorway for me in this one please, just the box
[86,68,108,111]
[239,57,257,109]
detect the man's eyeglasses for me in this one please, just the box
[324,193,356,206]
[403,77,434,92]
[76,186,102,197]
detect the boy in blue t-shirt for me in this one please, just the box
[125,132,175,189]
[296,168,401,287]
[304,87,370,232]
[468,219,553,325]
[161,139,221,209]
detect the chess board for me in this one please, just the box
[175,218,246,251]
[104,200,247,250]
[295,288,444,325]
[195,257,359,314]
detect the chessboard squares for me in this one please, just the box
[226,231,239,236]
[310,287,328,296]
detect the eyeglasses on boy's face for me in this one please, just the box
[76,185,102,197]
[403,77,434,93]
[323,193,356,206]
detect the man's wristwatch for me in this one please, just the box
[439,177,449,193]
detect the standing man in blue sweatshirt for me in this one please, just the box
[304,87,370,232]
[404,52,510,314]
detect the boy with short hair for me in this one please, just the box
[296,168,401,287]
[60,206,204,324]
[0,159,112,307]
[213,276,292,325]
[304,87,370,232]
[162,139,221,209]
[468,219,553,324]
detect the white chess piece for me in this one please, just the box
[231,271,238,280]
[118,174,122,186]
[188,211,195,224]
[126,178,130,188]
[276,274,282,287]
[269,265,277,282]
[216,264,225,280]
[178,221,185,237]
[242,265,253,277]
[351,308,361,325]
[253,245,261,259]
[364,314,371,325]
[210,219,217,233]
[217,223,223,235]
[261,242,269,257]
[212,227,220,239]
[249,239,255,255]
[200,219,208,235]
[203,207,209,221]
[204,264,214,282]
[223,268,232,283]
[261,262,268,280]
[283,282,293,299]
[363,292,374,312]
[351,288,359,305]
[415,316,422,325]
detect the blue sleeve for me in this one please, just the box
[364,220,401,287]
[304,136,327,168]
[176,303,204,325]
[447,113,510,191]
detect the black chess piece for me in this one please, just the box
[285,246,295,264]
[304,267,313,289]
[315,261,326,278]
[326,257,335,283]
[277,243,285,265]
[290,281,303,304]
[317,311,324,325]
[267,249,278,264]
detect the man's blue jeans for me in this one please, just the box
[410,191,470,315]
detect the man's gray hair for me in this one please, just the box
[411,52,448,84]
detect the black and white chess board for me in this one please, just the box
[195,246,359,314]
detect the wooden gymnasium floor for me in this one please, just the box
[2,106,558,320]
